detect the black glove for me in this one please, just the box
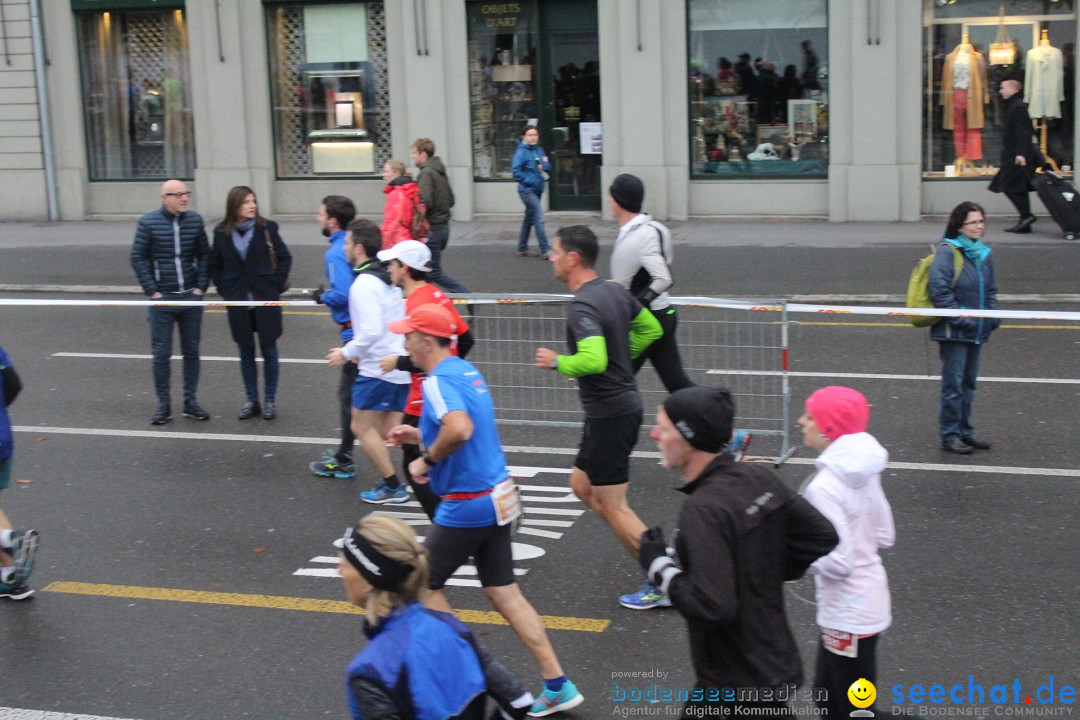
[312,284,325,305]
[638,526,668,574]
[638,526,680,594]
[637,288,659,307]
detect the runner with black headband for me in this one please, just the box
[335,514,533,719]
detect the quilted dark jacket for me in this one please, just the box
[130,207,210,295]
[929,240,1000,344]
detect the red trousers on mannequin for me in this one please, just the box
[951,89,983,160]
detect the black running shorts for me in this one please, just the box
[426,522,515,589]
[574,410,642,486]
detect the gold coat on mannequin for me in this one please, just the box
[941,43,989,130]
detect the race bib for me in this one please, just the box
[821,628,858,658]
[491,478,522,526]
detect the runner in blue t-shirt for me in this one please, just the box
[386,304,584,717]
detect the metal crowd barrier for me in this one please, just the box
[460,294,794,465]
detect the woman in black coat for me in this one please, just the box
[988,78,1037,232]
[209,186,291,420]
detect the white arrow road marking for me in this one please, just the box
[507,466,572,477]
[0,709,144,720]
[522,507,584,516]
[295,468,586,584]
[515,527,562,539]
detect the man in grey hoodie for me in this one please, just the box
[411,139,470,295]
[607,173,752,464]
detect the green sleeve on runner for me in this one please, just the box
[629,307,663,358]
[557,335,608,378]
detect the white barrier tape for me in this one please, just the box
[0,293,1078,321]
[670,295,1080,321]
[0,299,311,307]
[784,302,1080,321]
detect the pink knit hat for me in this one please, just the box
[805,386,869,440]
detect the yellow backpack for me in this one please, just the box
[907,243,963,328]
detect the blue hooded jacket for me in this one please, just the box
[512,141,549,195]
[320,229,356,342]
[346,602,487,719]
[929,237,1000,344]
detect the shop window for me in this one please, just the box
[687,0,829,179]
[76,8,196,181]
[266,2,389,178]
[466,0,540,180]
[923,0,1075,179]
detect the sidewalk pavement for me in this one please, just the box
[3,214,1076,250]
[2,215,1078,302]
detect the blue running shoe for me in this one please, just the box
[10,529,39,585]
[618,580,672,610]
[359,483,409,505]
[309,453,355,479]
[723,428,752,461]
[0,581,34,601]
[528,679,584,717]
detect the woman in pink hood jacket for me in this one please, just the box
[799,386,895,719]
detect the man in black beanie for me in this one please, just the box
[607,173,752,462]
[639,386,838,718]
[608,173,691,393]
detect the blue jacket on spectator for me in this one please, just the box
[512,141,549,196]
[929,237,1000,344]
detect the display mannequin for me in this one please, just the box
[1026,29,1065,171]
[1025,29,1064,118]
[941,33,989,175]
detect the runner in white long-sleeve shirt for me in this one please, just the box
[327,219,412,505]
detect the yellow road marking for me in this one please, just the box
[42,581,610,633]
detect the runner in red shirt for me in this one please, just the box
[377,240,473,519]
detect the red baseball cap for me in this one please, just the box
[387,303,459,338]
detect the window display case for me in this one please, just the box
[301,69,374,174]
[266,2,389,178]
[688,0,830,179]
[467,1,540,180]
[76,8,196,180]
[923,0,1076,179]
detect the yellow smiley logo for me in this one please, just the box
[848,678,877,709]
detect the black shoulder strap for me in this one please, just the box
[643,220,669,264]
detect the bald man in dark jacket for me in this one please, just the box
[130,179,211,424]
[989,79,1038,233]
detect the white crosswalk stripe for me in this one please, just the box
[294,467,584,585]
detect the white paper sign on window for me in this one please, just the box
[579,122,602,155]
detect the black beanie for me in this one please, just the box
[609,173,644,213]
[662,386,735,454]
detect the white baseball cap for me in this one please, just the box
[377,240,432,272]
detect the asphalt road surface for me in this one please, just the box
[0,219,1077,719]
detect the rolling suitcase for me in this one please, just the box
[1032,170,1080,240]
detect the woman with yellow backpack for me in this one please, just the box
[929,201,1000,455]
